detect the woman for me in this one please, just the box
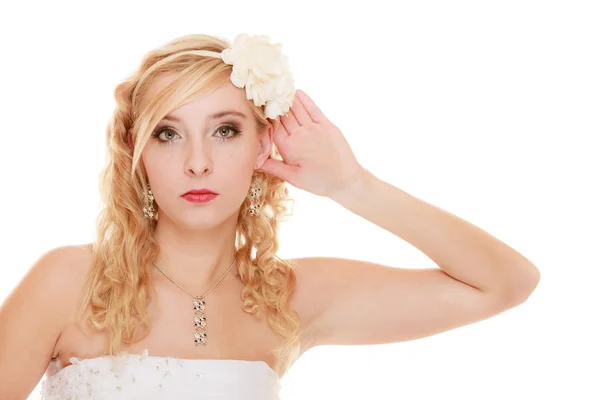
[0,33,540,399]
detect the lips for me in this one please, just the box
[181,189,218,204]
[182,189,218,196]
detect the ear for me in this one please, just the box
[256,122,274,169]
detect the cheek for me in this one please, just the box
[221,159,254,190]
[226,141,257,163]
[219,155,255,197]
[223,148,258,181]
[141,149,175,194]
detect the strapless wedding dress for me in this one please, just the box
[39,348,281,399]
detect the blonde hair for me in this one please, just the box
[77,33,302,374]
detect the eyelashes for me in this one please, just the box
[150,123,243,145]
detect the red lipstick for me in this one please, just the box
[181,188,218,203]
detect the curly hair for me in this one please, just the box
[76,33,302,374]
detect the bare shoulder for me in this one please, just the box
[0,243,93,399]
[3,243,93,331]
[41,243,94,331]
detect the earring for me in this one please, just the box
[248,175,262,216]
[143,184,155,219]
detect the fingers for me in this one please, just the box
[272,117,291,144]
[289,91,312,126]
[280,90,324,134]
[296,89,327,124]
[280,101,300,134]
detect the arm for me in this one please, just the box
[296,169,540,348]
[0,246,82,399]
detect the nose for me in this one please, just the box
[184,137,212,176]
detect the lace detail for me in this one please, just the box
[40,349,281,399]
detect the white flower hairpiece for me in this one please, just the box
[219,34,295,119]
[132,34,295,120]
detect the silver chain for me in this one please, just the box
[152,257,237,299]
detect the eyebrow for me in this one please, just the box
[161,110,247,123]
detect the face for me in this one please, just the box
[138,77,273,229]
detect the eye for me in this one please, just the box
[151,127,181,144]
[214,124,242,141]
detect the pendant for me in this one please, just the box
[193,296,207,346]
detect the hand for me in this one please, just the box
[258,89,368,198]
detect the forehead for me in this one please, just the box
[137,74,253,117]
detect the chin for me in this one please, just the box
[177,208,237,229]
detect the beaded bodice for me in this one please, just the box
[40,349,281,399]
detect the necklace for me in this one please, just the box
[152,257,237,346]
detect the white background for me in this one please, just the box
[0,1,598,399]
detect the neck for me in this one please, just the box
[151,212,239,293]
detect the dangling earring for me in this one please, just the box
[248,175,262,217]
[143,184,155,219]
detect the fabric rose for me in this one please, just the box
[220,34,295,119]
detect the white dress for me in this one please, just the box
[39,348,281,399]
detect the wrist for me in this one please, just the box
[328,166,375,204]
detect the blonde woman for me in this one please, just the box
[0,33,540,399]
